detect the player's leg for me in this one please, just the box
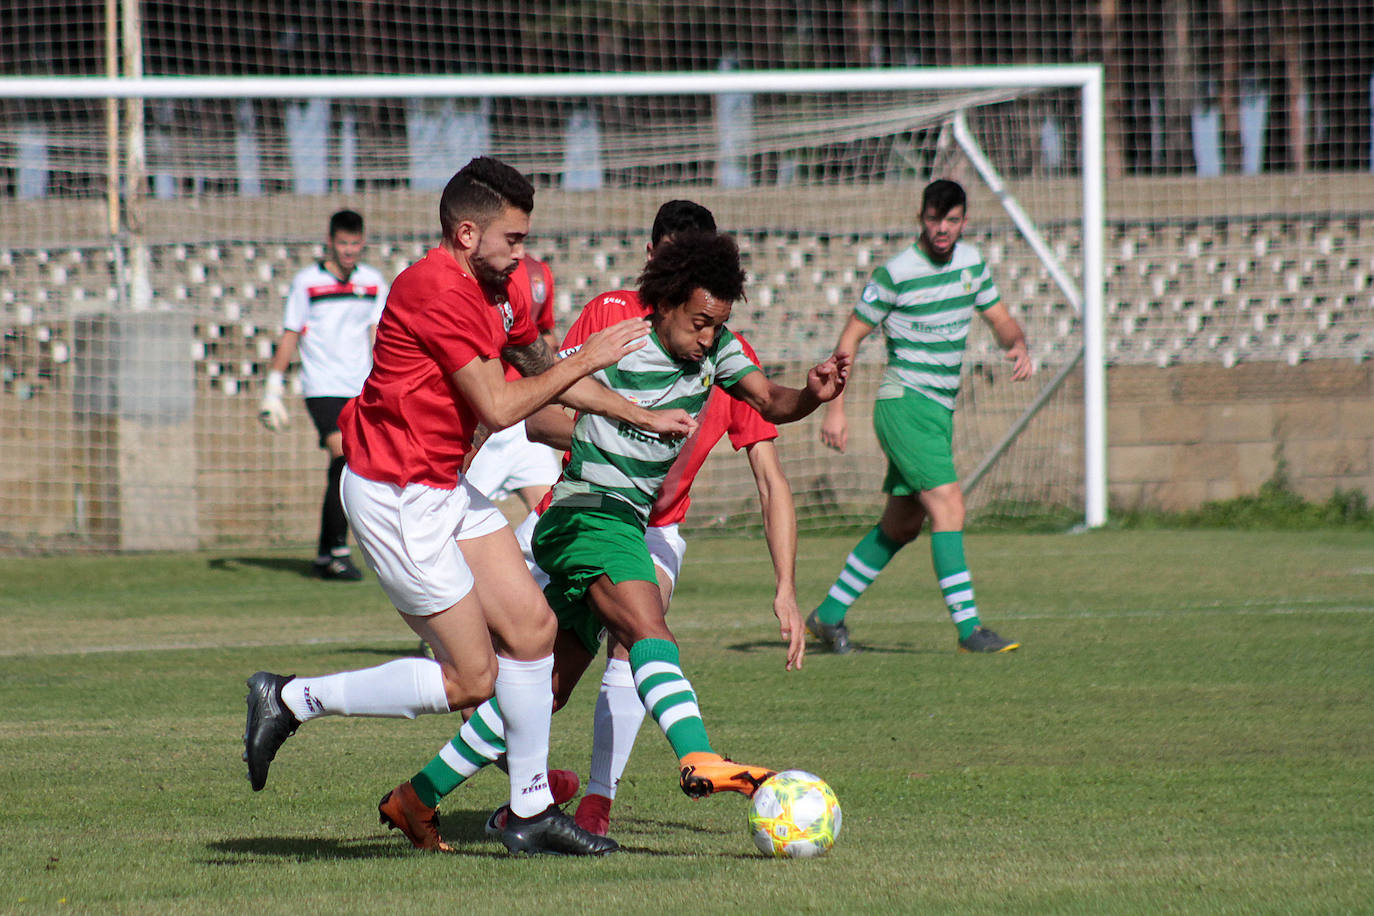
[375,603,512,852]
[588,575,775,799]
[471,627,599,838]
[921,482,1019,653]
[577,525,679,833]
[243,470,509,794]
[809,493,921,652]
[454,518,560,819]
[450,513,616,854]
[808,395,938,651]
[305,398,361,580]
[376,492,612,854]
[402,621,595,817]
[532,500,771,799]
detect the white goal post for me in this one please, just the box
[0,66,1105,550]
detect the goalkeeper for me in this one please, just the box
[258,209,387,581]
[810,179,1032,655]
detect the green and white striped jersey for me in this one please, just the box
[853,240,1000,410]
[551,325,760,522]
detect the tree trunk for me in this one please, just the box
[1160,0,1196,172]
[1098,0,1127,178]
[1217,0,1242,172]
[1280,6,1307,173]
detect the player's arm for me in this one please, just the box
[819,314,877,453]
[453,317,650,431]
[503,336,697,438]
[525,404,576,452]
[726,353,850,425]
[258,329,300,431]
[979,302,1033,381]
[745,438,804,671]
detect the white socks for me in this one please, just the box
[281,658,451,722]
[495,654,556,818]
[586,658,647,799]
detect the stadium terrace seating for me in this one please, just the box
[1,215,1372,402]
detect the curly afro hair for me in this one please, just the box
[637,230,746,312]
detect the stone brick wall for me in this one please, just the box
[1108,360,1374,511]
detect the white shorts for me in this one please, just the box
[464,421,561,502]
[512,510,687,592]
[340,466,509,616]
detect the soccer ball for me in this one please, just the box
[747,770,841,858]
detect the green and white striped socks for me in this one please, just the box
[410,698,505,808]
[814,525,903,625]
[629,638,713,760]
[931,531,980,639]
[814,525,980,639]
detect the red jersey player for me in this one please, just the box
[242,157,693,858]
[386,201,811,840]
[464,256,564,513]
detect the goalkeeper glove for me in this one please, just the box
[258,370,289,431]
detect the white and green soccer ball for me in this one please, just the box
[748,769,841,858]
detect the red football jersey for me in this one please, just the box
[543,289,777,526]
[340,247,538,488]
[502,256,557,382]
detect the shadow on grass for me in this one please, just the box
[333,645,425,660]
[207,812,755,861]
[726,638,923,656]
[204,835,415,862]
[208,556,318,579]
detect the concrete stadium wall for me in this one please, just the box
[2,174,1373,548]
[1107,360,1374,512]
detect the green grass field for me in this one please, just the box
[2,530,1371,914]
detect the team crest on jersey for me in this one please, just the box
[530,274,548,306]
[498,300,515,332]
[961,269,974,293]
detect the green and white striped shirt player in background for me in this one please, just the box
[529,229,850,805]
[809,178,1033,655]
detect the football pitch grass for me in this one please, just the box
[1,529,1370,914]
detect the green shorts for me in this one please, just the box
[530,496,658,654]
[872,390,958,495]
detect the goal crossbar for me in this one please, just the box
[0,65,1107,529]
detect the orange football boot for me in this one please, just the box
[379,781,453,852]
[678,752,775,799]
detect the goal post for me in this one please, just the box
[0,66,1105,550]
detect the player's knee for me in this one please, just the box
[500,611,557,660]
[441,661,497,711]
[526,609,558,649]
[880,512,921,544]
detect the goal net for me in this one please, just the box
[0,69,1104,551]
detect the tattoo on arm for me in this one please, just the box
[501,338,555,377]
